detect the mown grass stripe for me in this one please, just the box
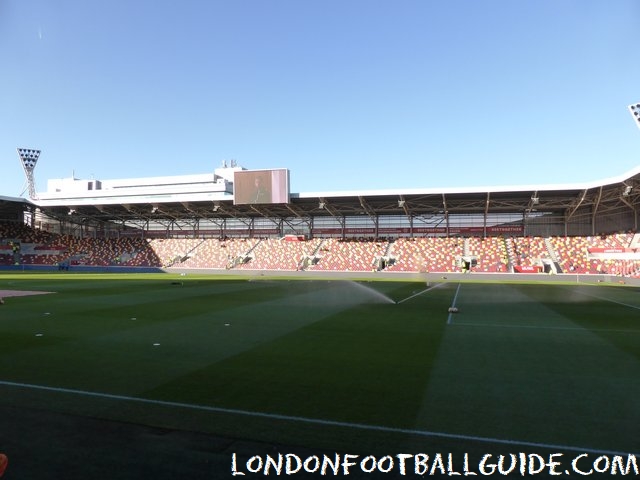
[567,288,640,311]
[447,283,462,325]
[0,379,633,457]
[452,323,640,334]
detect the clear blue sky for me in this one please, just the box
[1,0,639,198]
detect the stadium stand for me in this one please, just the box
[385,237,463,272]
[1,161,638,282]
[148,238,205,267]
[2,220,639,277]
[547,236,591,273]
[305,238,389,272]
[508,236,551,270]
[465,236,508,272]
[233,237,324,271]
[179,238,259,269]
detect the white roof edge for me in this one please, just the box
[34,191,234,207]
[298,165,640,198]
[12,165,639,205]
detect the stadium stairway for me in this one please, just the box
[543,238,563,273]
[228,239,263,269]
[297,239,325,270]
[167,238,206,267]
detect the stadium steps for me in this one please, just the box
[311,239,325,256]
[498,236,510,272]
[543,237,560,262]
[228,239,263,269]
[383,239,394,257]
[543,237,563,273]
[297,239,325,270]
[167,239,207,267]
[245,239,262,256]
[372,239,395,271]
[503,237,516,272]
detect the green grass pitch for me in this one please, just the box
[0,272,639,477]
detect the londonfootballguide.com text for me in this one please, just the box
[231,452,639,476]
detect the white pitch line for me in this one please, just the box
[447,283,462,325]
[452,322,640,334]
[568,288,640,311]
[396,282,445,304]
[0,379,633,457]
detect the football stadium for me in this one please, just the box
[1,149,640,478]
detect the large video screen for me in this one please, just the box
[233,169,290,205]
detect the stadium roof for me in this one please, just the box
[19,166,639,228]
[0,195,35,221]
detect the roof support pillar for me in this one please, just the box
[591,186,602,236]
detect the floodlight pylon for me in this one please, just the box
[17,148,40,199]
[629,103,640,130]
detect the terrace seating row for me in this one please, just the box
[466,237,508,272]
[0,222,55,244]
[2,222,638,275]
[178,238,259,269]
[386,237,463,272]
[507,237,551,268]
[547,236,591,273]
[147,238,204,267]
[234,238,324,271]
[0,229,161,267]
[0,253,13,266]
[306,238,389,272]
